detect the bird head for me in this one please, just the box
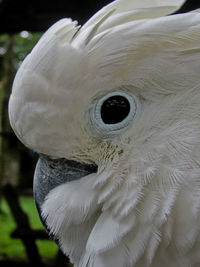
[9,0,200,266]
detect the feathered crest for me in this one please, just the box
[9,0,187,157]
[72,0,186,46]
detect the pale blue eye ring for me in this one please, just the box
[90,91,137,138]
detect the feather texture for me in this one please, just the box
[8,0,200,266]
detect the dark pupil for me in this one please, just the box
[101,95,130,124]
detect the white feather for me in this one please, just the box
[8,0,200,266]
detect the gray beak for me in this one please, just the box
[33,155,97,232]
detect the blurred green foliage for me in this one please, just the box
[14,32,42,67]
[0,196,58,261]
[0,31,58,262]
[0,31,42,81]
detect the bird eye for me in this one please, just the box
[101,95,130,124]
[90,91,137,138]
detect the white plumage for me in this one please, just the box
[8,0,200,266]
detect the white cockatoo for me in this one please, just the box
[8,0,200,266]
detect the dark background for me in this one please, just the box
[0,0,200,33]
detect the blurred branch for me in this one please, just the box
[3,183,72,266]
[3,184,43,265]
[11,228,50,240]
